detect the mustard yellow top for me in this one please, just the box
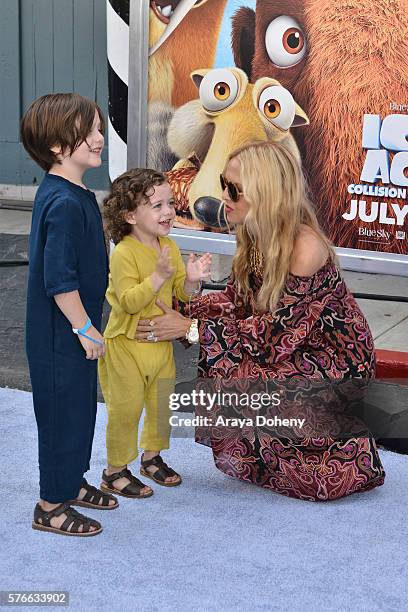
[104,235,192,340]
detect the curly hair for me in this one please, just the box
[103,168,166,244]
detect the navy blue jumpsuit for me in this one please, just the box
[26,174,108,503]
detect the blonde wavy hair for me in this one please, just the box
[228,141,335,312]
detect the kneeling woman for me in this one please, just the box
[136,141,385,501]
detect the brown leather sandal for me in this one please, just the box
[140,454,182,487]
[32,502,102,537]
[69,478,119,510]
[100,467,153,499]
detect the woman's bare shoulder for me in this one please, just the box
[289,225,330,277]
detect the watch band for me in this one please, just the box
[186,319,199,344]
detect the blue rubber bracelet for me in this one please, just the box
[73,317,103,345]
[77,330,104,345]
[73,317,92,335]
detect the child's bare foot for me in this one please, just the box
[140,453,181,486]
[101,466,153,498]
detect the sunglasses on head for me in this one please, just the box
[220,174,244,203]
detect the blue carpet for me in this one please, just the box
[0,387,407,612]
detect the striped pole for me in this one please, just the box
[108,0,204,179]
[127,0,150,170]
[106,0,129,181]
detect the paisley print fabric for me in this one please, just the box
[185,260,385,501]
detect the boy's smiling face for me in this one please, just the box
[68,110,104,170]
[51,110,104,175]
[126,182,176,241]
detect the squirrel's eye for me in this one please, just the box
[257,85,296,131]
[199,69,239,112]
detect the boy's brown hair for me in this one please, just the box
[21,93,105,172]
[103,168,167,244]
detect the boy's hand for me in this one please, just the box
[155,246,174,281]
[186,253,212,283]
[77,326,106,360]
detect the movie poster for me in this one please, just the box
[146,0,408,255]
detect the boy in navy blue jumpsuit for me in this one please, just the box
[21,93,118,536]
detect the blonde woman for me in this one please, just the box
[135,141,385,501]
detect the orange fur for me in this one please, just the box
[235,0,408,252]
[150,0,228,107]
[296,0,408,252]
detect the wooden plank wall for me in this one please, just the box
[0,0,109,190]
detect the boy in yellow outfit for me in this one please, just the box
[99,168,211,498]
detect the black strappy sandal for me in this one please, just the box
[69,478,119,510]
[100,467,153,499]
[140,454,182,487]
[32,502,102,537]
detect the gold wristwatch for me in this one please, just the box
[186,319,199,344]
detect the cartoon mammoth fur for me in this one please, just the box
[231,0,408,252]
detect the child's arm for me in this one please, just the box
[111,245,173,314]
[54,291,105,360]
[172,246,212,302]
[184,279,201,296]
[43,197,104,360]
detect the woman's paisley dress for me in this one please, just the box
[186,261,385,501]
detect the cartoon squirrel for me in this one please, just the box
[165,67,309,229]
[148,0,227,169]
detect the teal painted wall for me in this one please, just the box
[0,0,109,190]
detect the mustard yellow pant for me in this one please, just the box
[98,335,175,467]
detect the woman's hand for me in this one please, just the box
[134,299,192,341]
[186,253,212,284]
[77,326,106,360]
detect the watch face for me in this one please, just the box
[189,328,200,343]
